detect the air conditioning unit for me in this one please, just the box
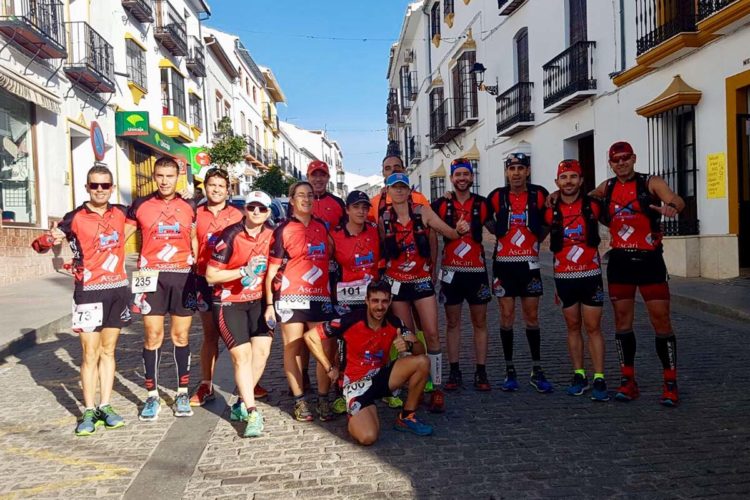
[404,49,414,63]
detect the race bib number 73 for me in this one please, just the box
[72,302,103,331]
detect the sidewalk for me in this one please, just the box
[1,254,748,360]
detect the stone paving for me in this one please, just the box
[1,273,749,498]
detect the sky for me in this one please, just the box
[209,1,409,177]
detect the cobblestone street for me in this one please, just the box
[1,274,749,499]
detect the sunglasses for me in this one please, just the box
[205,168,229,179]
[505,153,530,167]
[246,204,269,213]
[610,154,634,163]
[88,182,112,190]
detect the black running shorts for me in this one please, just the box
[195,275,213,312]
[386,277,435,302]
[132,271,197,317]
[274,298,335,324]
[492,261,544,298]
[213,299,272,350]
[344,363,395,416]
[439,270,492,306]
[72,286,131,333]
[554,274,605,309]
[606,249,668,285]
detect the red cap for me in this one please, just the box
[307,160,329,176]
[608,141,634,160]
[557,159,582,178]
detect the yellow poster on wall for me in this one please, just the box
[706,153,726,199]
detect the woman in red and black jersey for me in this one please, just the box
[379,173,469,413]
[265,181,335,422]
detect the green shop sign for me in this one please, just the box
[115,111,149,137]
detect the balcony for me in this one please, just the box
[0,0,66,59]
[496,82,534,136]
[386,88,400,125]
[63,22,115,93]
[408,136,422,165]
[697,0,750,34]
[497,0,527,16]
[636,0,697,57]
[154,0,187,57]
[186,36,206,77]
[262,102,273,125]
[245,137,264,165]
[430,98,465,147]
[698,0,739,20]
[543,41,597,113]
[408,71,418,100]
[121,0,153,23]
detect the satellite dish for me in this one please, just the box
[2,137,18,158]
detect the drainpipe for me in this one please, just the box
[199,11,210,163]
[619,0,626,72]
[421,2,432,77]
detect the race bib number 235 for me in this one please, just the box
[132,270,159,293]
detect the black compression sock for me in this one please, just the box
[615,331,637,367]
[655,334,677,371]
[526,327,541,363]
[500,328,514,363]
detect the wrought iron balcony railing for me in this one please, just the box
[186,36,206,77]
[0,0,66,58]
[154,0,187,57]
[64,21,115,93]
[430,97,466,146]
[496,82,534,135]
[542,40,597,111]
[636,0,697,55]
[122,0,153,23]
[697,0,739,21]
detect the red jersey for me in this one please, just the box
[55,203,129,291]
[432,195,488,273]
[208,222,273,303]
[195,203,244,275]
[607,179,660,251]
[312,192,345,230]
[126,192,197,272]
[317,310,407,385]
[330,222,382,305]
[269,216,331,304]
[383,218,431,283]
[487,188,547,262]
[544,198,602,278]
[368,189,429,222]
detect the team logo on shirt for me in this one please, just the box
[509,213,527,226]
[302,265,323,284]
[564,224,584,241]
[354,251,374,268]
[152,215,182,239]
[96,224,120,251]
[307,241,326,257]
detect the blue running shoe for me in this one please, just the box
[174,393,193,417]
[501,367,519,392]
[98,404,125,429]
[230,400,248,421]
[139,396,161,421]
[243,410,264,438]
[394,413,433,436]
[591,378,610,402]
[566,374,589,396]
[75,409,101,436]
[530,369,554,393]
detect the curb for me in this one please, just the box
[669,293,750,323]
[0,313,71,362]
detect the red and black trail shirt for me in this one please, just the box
[196,203,244,276]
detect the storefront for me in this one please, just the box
[0,88,37,225]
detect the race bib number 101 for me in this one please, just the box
[132,270,159,293]
[336,279,367,301]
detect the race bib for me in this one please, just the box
[277,298,310,310]
[441,269,455,284]
[390,280,401,296]
[72,302,103,331]
[343,377,373,401]
[528,261,541,270]
[131,270,159,293]
[336,279,367,302]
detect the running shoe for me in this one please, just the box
[139,396,161,421]
[473,371,491,391]
[189,383,215,407]
[243,409,264,438]
[423,379,434,393]
[332,396,347,414]
[591,378,610,402]
[566,373,590,396]
[75,409,101,436]
[394,413,433,436]
[444,370,462,391]
[382,396,404,409]
[174,393,194,417]
[660,380,679,407]
[501,367,519,392]
[428,389,445,413]
[293,399,314,422]
[98,404,125,429]
[254,384,269,399]
[530,369,554,393]
[615,377,640,402]
[317,398,334,422]
[230,400,248,421]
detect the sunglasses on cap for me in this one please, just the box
[504,153,530,167]
[88,182,112,190]
[205,167,229,180]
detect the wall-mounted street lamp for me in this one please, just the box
[470,62,499,96]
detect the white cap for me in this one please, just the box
[244,190,272,208]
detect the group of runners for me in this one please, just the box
[32,139,684,445]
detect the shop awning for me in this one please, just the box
[636,75,702,118]
[430,160,446,178]
[0,66,61,114]
[460,142,480,160]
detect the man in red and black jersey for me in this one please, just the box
[306,160,345,230]
[592,142,685,406]
[304,280,433,445]
[486,153,552,394]
[32,165,130,435]
[544,160,609,402]
[125,157,199,420]
[431,159,492,392]
[190,168,244,407]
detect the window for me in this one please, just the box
[568,0,587,45]
[189,93,202,130]
[126,39,147,90]
[444,0,454,16]
[215,91,222,124]
[399,66,412,111]
[452,51,478,124]
[515,28,529,83]
[252,86,257,104]
[470,159,480,195]
[430,176,445,201]
[160,68,186,121]
[224,100,231,120]
[431,3,441,40]
[646,105,699,236]
[0,89,37,224]
[240,111,246,135]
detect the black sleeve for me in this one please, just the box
[57,209,76,240]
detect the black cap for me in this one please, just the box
[346,190,371,206]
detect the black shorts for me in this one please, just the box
[72,286,131,333]
[492,261,544,298]
[132,271,197,317]
[274,298,335,324]
[344,363,395,416]
[213,300,272,350]
[386,277,435,302]
[439,270,492,306]
[606,249,668,285]
[195,275,213,312]
[554,274,605,309]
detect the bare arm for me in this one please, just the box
[205,264,242,286]
[648,176,685,217]
[304,327,336,383]
[124,223,137,242]
[421,205,467,240]
[265,262,280,306]
[191,226,199,259]
[589,180,608,200]
[429,228,439,284]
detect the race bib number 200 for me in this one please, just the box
[72,302,103,331]
[131,270,159,293]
